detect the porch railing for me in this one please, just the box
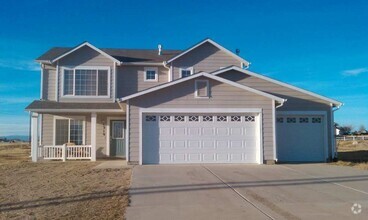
[40,144,92,161]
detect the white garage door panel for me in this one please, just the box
[276,115,325,162]
[143,114,259,164]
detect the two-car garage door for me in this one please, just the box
[142,113,260,164]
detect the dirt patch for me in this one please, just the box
[0,143,131,220]
[332,140,368,170]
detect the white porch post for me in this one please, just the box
[31,112,39,162]
[91,112,97,161]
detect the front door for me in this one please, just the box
[110,120,126,158]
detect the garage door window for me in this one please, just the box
[217,116,227,122]
[299,117,309,123]
[277,117,284,123]
[312,117,322,123]
[145,115,156,122]
[203,116,214,122]
[160,115,171,122]
[174,116,185,122]
[245,116,255,122]
[231,116,241,122]
[287,117,296,123]
[189,116,199,122]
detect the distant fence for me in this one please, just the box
[336,135,368,141]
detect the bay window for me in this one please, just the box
[62,67,109,97]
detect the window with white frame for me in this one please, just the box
[62,67,109,97]
[55,118,84,145]
[195,80,209,98]
[144,67,158,81]
[180,67,193,78]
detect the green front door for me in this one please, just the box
[110,120,126,158]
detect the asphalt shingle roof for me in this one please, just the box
[36,47,182,63]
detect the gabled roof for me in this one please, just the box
[119,72,285,103]
[166,38,250,66]
[211,66,343,107]
[48,42,122,64]
[35,42,182,64]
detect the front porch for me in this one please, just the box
[27,100,127,162]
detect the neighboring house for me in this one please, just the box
[26,38,342,164]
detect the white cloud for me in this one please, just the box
[0,58,39,71]
[342,67,368,76]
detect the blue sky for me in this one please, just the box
[0,0,367,136]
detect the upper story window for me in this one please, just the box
[62,67,110,97]
[144,67,158,82]
[180,67,193,78]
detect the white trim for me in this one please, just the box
[106,116,126,157]
[91,113,97,161]
[53,115,86,146]
[179,67,194,78]
[256,111,263,164]
[55,62,59,101]
[166,39,250,66]
[212,66,342,106]
[272,100,277,161]
[29,109,123,113]
[276,111,329,161]
[330,107,336,159]
[144,67,158,82]
[119,72,286,103]
[139,108,263,165]
[194,79,209,98]
[51,42,121,64]
[169,65,173,82]
[40,64,43,99]
[113,62,117,101]
[126,100,130,161]
[123,62,163,66]
[39,114,43,146]
[60,66,111,98]
[140,108,262,113]
[31,112,39,162]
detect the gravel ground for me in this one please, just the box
[0,143,131,220]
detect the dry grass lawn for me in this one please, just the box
[333,140,368,170]
[0,142,131,220]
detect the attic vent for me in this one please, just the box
[158,44,162,55]
[235,49,240,55]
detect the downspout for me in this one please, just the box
[273,99,287,162]
[163,61,171,82]
[331,103,343,160]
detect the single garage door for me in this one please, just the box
[142,114,259,164]
[276,114,326,162]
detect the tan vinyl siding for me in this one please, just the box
[219,70,334,158]
[116,66,169,97]
[58,45,115,103]
[128,77,274,162]
[172,42,241,80]
[42,64,56,101]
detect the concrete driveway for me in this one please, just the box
[126,164,368,220]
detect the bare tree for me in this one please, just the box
[340,125,353,135]
[359,125,366,132]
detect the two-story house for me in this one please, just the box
[26,38,342,164]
